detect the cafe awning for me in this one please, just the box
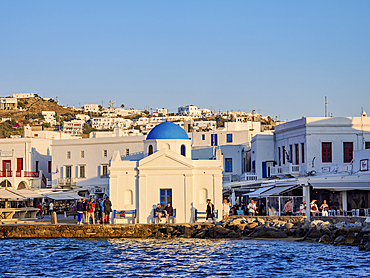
[45,191,82,200]
[260,184,300,197]
[0,189,26,200]
[8,189,44,199]
[243,186,274,198]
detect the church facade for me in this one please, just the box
[109,121,223,223]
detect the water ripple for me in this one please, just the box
[0,238,369,277]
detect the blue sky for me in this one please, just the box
[0,1,369,120]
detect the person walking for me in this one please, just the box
[320,200,329,216]
[206,199,215,223]
[100,197,106,224]
[86,198,96,224]
[36,202,43,220]
[82,197,87,224]
[49,201,54,215]
[95,198,101,224]
[103,197,112,224]
[222,199,230,219]
[76,199,84,225]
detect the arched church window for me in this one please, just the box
[148,145,153,155]
[181,145,186,156]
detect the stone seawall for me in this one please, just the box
[1,216,370,252]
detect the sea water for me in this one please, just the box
[0,238,369,277]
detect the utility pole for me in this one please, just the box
[325,96,329,117]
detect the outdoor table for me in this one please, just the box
[17,208,40,219]
[0,209,21,219]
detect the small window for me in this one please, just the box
[79,165,85,178]
[181,145,186,156]
[282,146,286,164]
[322,142,332,163]
[125,149,129,156]
[295,144,299,165]
[67,151,71,159]
[101,165,108,177]
[65,165,72,178]
[160,189,172,207]
[301,143,305,163]
[148,145,153,155]
[48,161,51,173]
[211,134,218,146]
[201,134,205,140]
[225,158,233,173]
[80,151,84,158]
[343,142,353,163]
[227,134,233,143]
[278,147,281,166]
[366,142,370,149]
[103,150,107,157]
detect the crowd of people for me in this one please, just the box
[222,200,267,217]
[76,197,113,224]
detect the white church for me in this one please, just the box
[109,121,223,223]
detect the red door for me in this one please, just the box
[2,160,11,177]
[17,158,23,177]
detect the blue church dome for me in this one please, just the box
[146,121,189,140]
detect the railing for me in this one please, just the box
[239,172,258,181]
[223,173,258,183]
[57,178,77,185]
[41,174,47,188]
[0,171,12,177]
[271,163,301,177]
[24,171,40,178]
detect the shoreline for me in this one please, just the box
[1,216,370,251]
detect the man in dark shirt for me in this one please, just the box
[82,197,87,224]
[103,197,112,224]
[164,203,174,223]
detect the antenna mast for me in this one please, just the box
[325,96,329,117]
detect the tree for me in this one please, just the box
[120,104,125,108]
[98,105,103,111]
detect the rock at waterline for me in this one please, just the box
[248,226,287,238]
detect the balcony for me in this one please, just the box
[0,170,40,178]
[271,163,301,177]
[57,178,77,186]
[223,172,258,183]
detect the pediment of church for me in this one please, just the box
[138,149,194,170]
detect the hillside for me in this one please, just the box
[0,96,76,127]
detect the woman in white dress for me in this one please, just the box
[222,199,230,219]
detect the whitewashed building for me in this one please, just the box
[51,135,145,196]
[0,137,52,190]
[0,98,17,110]
[191,122,262,183]
[12,92,35,99]
[91,117,132,130]
[63,120,85,135]
[83,104,100,113]
[109,121,223,223]
[41,111,57,126]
